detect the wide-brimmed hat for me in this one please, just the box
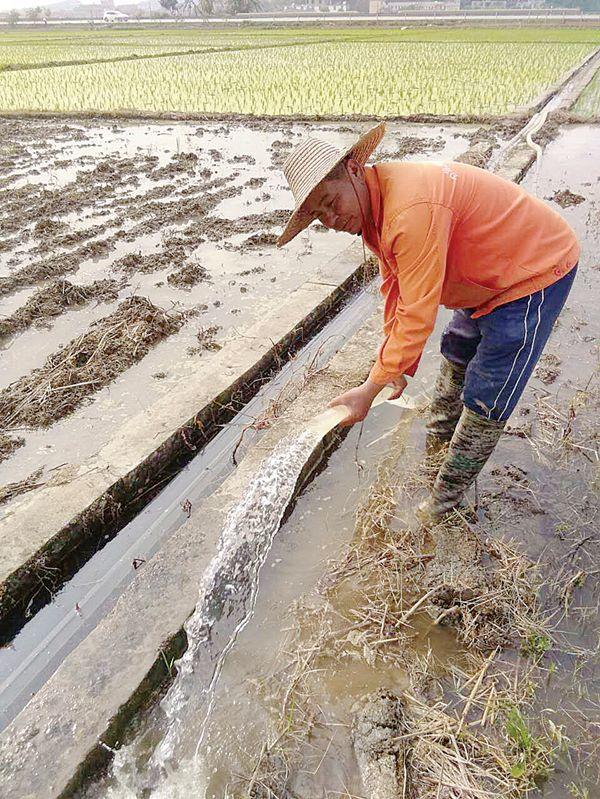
[277,122,386,248]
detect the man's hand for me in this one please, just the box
[387,374,408,400]
[328,376,407,427]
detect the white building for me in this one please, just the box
[370,0,460,12]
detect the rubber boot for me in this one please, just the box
[425,357,467,454]
[422,358,467,484]
[418,406,505,522]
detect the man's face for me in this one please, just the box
[305,161,365,236]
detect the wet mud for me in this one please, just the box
[0,297,187,430]
[0,239,118,297]
[380,134,445,160]
[0,278,122,341]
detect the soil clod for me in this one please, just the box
[353,690,411,799]
[549,189,586,208]
[166,262,210,289]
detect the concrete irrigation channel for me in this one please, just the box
[1,55,600,798]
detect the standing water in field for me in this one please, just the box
[109,428,325,796]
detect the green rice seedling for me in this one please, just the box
[0,40,592,116]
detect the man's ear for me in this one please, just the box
[345,158,363,179]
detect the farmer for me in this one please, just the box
[276,122,579,520]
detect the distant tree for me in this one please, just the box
[159,0,180,11]
[27,6,42,20]
[177,0,214,15]
[8,9,20,24]
[227,0,261,12]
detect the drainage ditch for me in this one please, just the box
[0,278,379,731]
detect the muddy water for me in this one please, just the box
[87,404,424,799]
[0,117,480,492]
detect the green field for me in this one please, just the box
[574,66,600,115]
[0,26,598,116]
[0,31,328,68]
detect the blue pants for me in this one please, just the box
[441,267,577,422]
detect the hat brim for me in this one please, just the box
[276,121,386,248]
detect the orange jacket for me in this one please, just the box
[363,161,579,385]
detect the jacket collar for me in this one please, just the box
[363,165,383,256]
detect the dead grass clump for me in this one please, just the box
[32,218,69,238]
[404,678,560,798]
[531,369,599,466]
[0,467,44,506]
[407,692,513,798]
[187,325,222,356]
[0,278,122,340]
[114,246,187,275]
[0,432,24,463]
[0,296,187,430]
[166,262,210,289]
[200,210,289,242]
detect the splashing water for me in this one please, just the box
[109,429,322,797]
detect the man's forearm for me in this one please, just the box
[363,377,387,398]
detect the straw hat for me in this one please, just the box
[277,122,386,247]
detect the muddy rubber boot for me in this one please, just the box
[418,407,505,522]
[422,357,467,484]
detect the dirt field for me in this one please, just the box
[0,116,498,494]
[59,120,600,799]
[1,72,599,795]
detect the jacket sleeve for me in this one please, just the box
[369,202,453,385]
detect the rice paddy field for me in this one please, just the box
[0,25,599,115]
[574,62,600,113]
[1,18,600,799]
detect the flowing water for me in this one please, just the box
[104,429,324,796]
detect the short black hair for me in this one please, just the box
[326,155,351,183]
